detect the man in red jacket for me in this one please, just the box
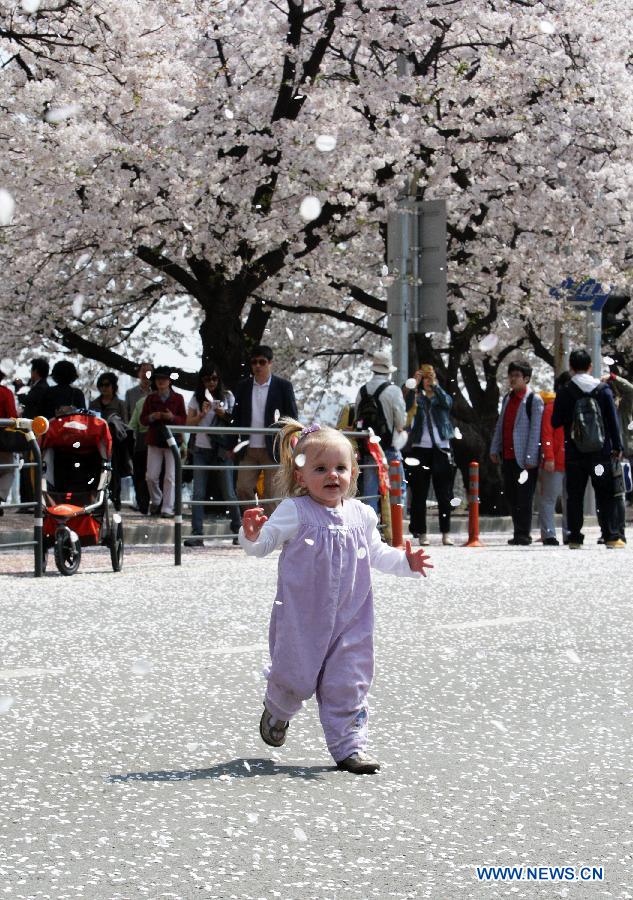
[0,367,19,513]
[140,366,186,517]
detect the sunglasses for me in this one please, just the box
[250,358,270,366]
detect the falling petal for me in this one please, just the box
[233,439,250,453]
[450,497,462,508]
[315,134,337,152]
[299,196,322,222]
[453,427,463,440]
[490,719,507,733]
[369,434,381,444]
[628,422,633,431]
[254,491,259,504]
[603,356,614,366]
[74,462,81,468]
[274,409,280,422]
[0,696,14,715]
[405,377,418,390]
[478,334,499,353]
[170,372,179,380]
[224,108,234,119]
[145,370,152,379]
[247,812,258,823]
[357,547,367,559]
[565,648,581,664]
[285,327,294,341]
[0,189,16,226]
[72,295,84,317]
[72,441,81,449]
[204,389,213,402]
[294,827,307,842]
[594,464,604,476]
[304,538,314,546]
[404,457,420,467]
[243,761,251,771]
[131,658,153,675]
[295,452,306,468]
[262,666,271,678]
[518,470,529,484]
[539,19,556,34]
[381,265,389,277]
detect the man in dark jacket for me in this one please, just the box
[552,348,624,548]
[231,345,298,516]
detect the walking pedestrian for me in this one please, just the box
[140,366,186,517]
[239,418,432,774]
[537,372,570,545]
[184,365,241,547]
[489,360,544,545]
[552,349,624,549]
[90,372,130,511]
[404,364,456,546]
[125,362,152,512]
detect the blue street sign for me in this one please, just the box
[550,278,612,311]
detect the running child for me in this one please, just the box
[239,418,432,775]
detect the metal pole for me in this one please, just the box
[583,308,600,517]
[167,432,182,566]
[31,436,44,576]
[392,203,410,387]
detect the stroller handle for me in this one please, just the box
[13,416,49,436]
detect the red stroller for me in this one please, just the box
[42,411,124,575]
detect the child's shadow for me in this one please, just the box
[107,757,335,784]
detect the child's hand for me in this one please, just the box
[405,539,433,577]
[243,506,268,542]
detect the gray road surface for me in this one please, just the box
[1,531,632,899]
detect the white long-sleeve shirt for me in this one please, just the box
[239,498,421,578]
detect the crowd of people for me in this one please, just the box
[1,346,631,550]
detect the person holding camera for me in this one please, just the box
[404,364,457,546]
[140,366,186,517]
[184,365,241,547]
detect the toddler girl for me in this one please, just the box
[239,418,432,775]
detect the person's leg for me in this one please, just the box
[161,448,176,515]
[502,459,520,538]
[316,596,374,764]
[236,447,263,513]
[191,447,211,534]
[513,467,538,541]
[261,450,278,517]
[0,451,15,506]
[218,451,242,533]
[145,446,163,511]
[431,447,454,535]
[406,448,431,537]
[360,452,380,514]
[539,470,562,540]
[565,460,588,544]
[591,463,618,543]
[133,447,150,513]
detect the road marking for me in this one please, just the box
[0,666,66,680]
[433,616,539,631]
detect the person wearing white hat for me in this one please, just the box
[354,349,406,514]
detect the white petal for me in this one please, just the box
[304,538,315,546]
[285,327,294,341]
[315,134,337,152]
[539,20,556,34]
[233,439,250,453]
[131,658,153,675]
[299,196,322,222]
[404,457,420,467]
[450,498,462,508]
[0,696,15,715]
[295,452,306,468]
[293,827,307,841]
[518,470,529,484]
[594,464,604,477]
[478,334,499,353]
[405,377,417,389]
[357,547,367,559]
[453,427,463,440]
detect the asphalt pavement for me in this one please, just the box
[1,532,632,899]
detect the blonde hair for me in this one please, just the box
[274,417,359,499]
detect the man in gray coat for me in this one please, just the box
[490,360,544,545]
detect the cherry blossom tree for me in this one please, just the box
[1,0,632,510]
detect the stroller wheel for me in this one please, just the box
[109,520,124,572]
[54,529,82,576]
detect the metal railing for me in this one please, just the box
[0,419,45,576]
[165,424,379,565]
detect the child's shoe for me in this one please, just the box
[259,705,289,747]
[336,751,381,774]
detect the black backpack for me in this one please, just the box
[570,383,606,453]
[356,383,392,446]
